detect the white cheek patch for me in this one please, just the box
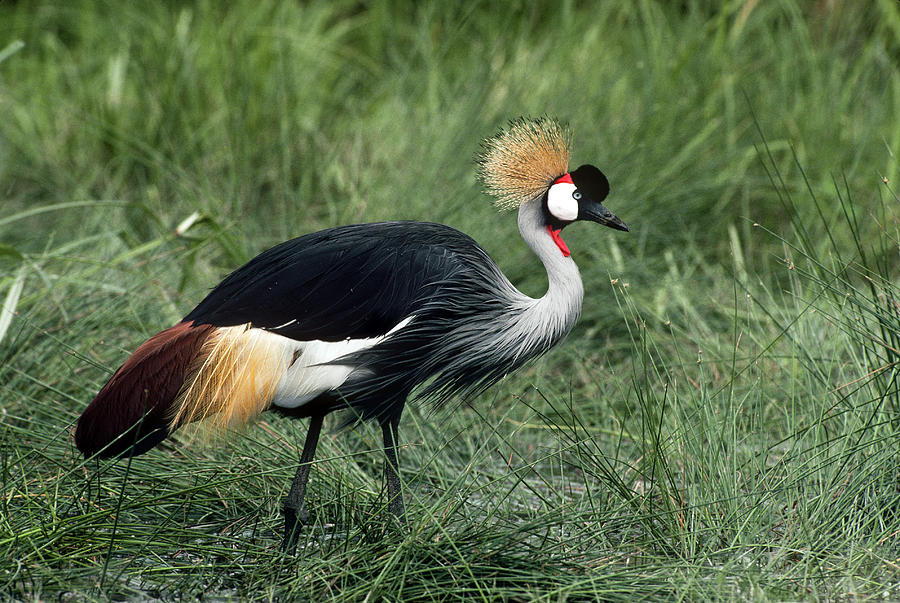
[547,182,579,221]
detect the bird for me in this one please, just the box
[74,117,628,552]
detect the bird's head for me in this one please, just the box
[545,165,628,232]
[477,117,627,257]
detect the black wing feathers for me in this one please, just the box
[183,222,482,342]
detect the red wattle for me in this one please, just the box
[547,225,570,257]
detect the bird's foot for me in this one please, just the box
[386,494,406,524]
[281,502,309,554]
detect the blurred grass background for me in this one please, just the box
[2,0,900,599]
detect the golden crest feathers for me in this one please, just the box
[476,117,572,211]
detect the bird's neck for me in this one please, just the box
[515,200,584,340]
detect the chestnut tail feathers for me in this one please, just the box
[74,322,214,458]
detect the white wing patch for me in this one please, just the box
[271,315,414,409]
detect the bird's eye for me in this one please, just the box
[573,190,582,200]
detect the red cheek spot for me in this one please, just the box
[547,225,570,257]
[554,173,574,185]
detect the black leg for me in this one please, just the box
[382,416,406,520]
[282,413,324,553]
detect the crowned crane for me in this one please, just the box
[74,117,628,552]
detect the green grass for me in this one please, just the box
[2,0,900,599]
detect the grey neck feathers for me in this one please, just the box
[511,198,585,351]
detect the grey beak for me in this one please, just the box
[580,202,629,232]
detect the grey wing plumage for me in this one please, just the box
[183,221,491,342]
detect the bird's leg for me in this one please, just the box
[381,416,406,521]
[282,413,324,553]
